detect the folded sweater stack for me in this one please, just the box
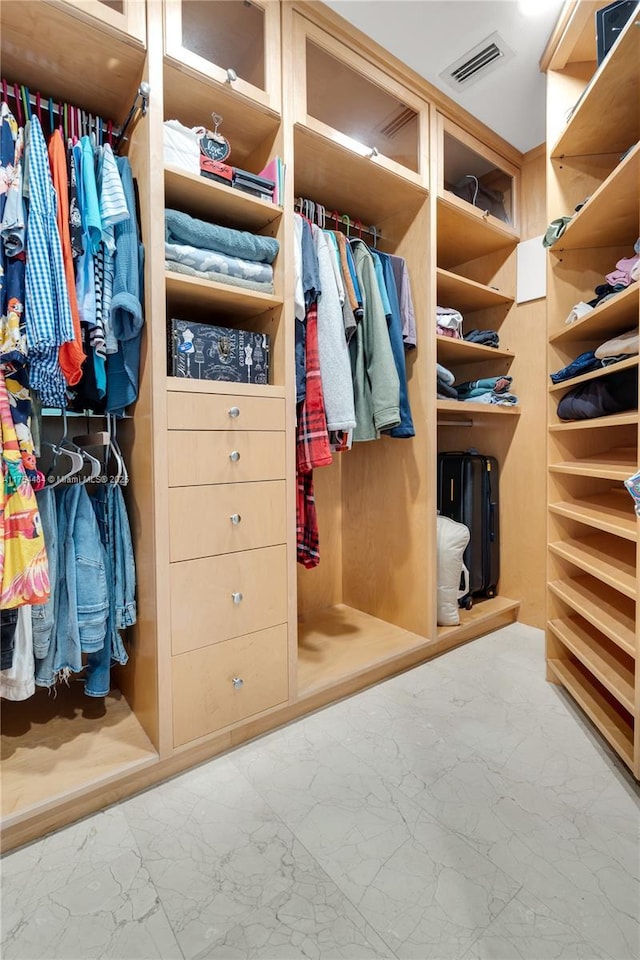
[436,306,463,339]
[550,327,638,384]
[164,209,280,294]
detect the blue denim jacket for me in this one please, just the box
[35,484,109,687]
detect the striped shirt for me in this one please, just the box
[25,117,74,407]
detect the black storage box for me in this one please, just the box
[596,0,637,65]
[168,319,270,385]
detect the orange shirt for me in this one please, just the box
[47,129,85,386]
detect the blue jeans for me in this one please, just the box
[84,484,132,698]
[32,487,58,662]
[550,351,601,384]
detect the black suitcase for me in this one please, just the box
[437,450,500,605]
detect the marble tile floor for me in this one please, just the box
[2,623,639,960]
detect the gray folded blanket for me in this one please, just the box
[165,209,279,264]
[165,259,275,294]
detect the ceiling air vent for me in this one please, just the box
[440,31,515,92]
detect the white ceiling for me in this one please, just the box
[323,0,566,153]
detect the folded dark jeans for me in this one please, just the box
[464,329,499,346]
[437,378,458,399]
[550,351,601,384]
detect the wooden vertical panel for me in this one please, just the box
[116,0,172,756]
[342,198,434,637]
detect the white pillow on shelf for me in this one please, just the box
[436,514,470,626]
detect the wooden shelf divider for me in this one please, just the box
[165,165,282,231]
[548,576,636,658]
[548,534,637,600]
[549,491,638,541]
[547,658,634,768]
[165,271,283,317]
[549,616,634,713]
[436,267,514,313]
[549,447,638,481]
[549,285,639,347]
[548,356,638,394]
[550,411,639,432]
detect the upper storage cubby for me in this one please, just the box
[57,0,146,43]
[1,0,146,122]
[436,116,519,272]
[291,13,428,190]
[548,4,639,160]
[164,0,281,115]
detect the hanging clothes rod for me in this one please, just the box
[0,78,150,149]
[294,196,382,247]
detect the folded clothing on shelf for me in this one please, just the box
[436,362,455,385]
[564,301,593,325]
[165,209,279,264]
[557,367,638,421]
[464,329,499,347]
[437,379,458,400]
[595,328,639,359]
[436,306,463,339]
[463,392,519,405]
[549,350,602,384]
[456,376,513,399]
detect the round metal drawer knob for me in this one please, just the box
[232,592,243,604]
[228,406,240,418]
[230,513,242,525]
[229,450,241,462]
[232,677,244,689]
[226,67,238,84]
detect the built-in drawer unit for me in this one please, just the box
[172,624,289,746]
[170,544,288,654]
[168,430,286,486]
[167,392,286,432]
[169,480,287,561]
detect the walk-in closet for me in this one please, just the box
[0,0,638,857]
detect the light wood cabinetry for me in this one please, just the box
[1,0,558,852]
[544,2,640,777]
[58,0,146,42]
[164,0,281,114]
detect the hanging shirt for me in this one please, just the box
[48,128,85,386]
[98,143,129,354]
[349,239,400,441]
[376,251,415,439]
[312,224,356,432]
[389,254,417,348]
[24,116,74,408]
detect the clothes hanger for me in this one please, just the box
[110,415,129,486]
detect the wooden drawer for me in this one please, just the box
[167,392,286,432]
[168,431,286,487]
[172,624,289,745]
[170,545,288,654]
[169,480,286,561]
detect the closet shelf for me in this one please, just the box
[163,61,280,167]
[293,123,427,227]
[550,13,640,159]
[436,336,515,366]
[165,271,282,318]
[549,490,637,541]
[548,447,638,481]
[547,657,634,768]
[436,268,514,313]
[436,399,520,419]
[297,604,428,697]
[549,285,639,347]
[548,617,634,714]
[1,688,158,827]
[437,195,519,269]
[164,166,282,232]
[548,355,638,394]
[166,378,285,398]
[0,1,146,123]
[549,411,638,432]
[436,597,520,643]
[548,577,636,658]
[551,143,640,252]
[548,534,637,600]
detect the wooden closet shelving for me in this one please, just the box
[549,284,639,345]
[548,356,639,394]
[164,165,282,230]
[1,0,559,850]
[436,267,513,312]
[551,142,640,252]
[165,271,283,315]
[436,399,520,418]
[549,10,640,160]
[545,2,639,778]
[548,576,636,656]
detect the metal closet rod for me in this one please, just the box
[1,79,149,148]
[294,196,382,246]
